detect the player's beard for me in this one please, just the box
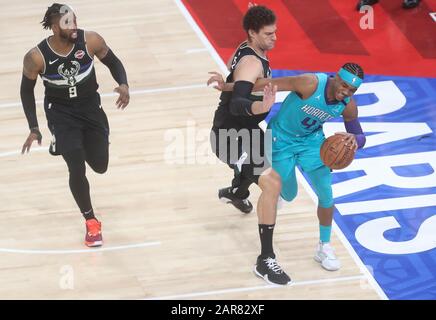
[60,29,77,43]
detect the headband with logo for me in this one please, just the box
[338,68,363,88]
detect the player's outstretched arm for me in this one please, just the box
[252,73,317,94]
[21,48,43,154]
[207,56,275,115]
[86,31,130,109]
[207,72,317,99]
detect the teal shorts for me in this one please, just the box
[266,127,333,208]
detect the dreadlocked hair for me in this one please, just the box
[342,63,364,79]
[41,3,66,30]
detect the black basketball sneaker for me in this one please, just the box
[218,187,253,214]
[254,254,291,285]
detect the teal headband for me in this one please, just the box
[338,68,363,88]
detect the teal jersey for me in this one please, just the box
[269,73,349,137]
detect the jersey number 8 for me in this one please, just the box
[69,86,77,98]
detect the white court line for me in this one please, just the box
[174,0,228,73]
[0,84,206,109]
[0,147,46,158]
[146,275,366,300]
[186,48,208,54]
[0,241,161,255]
[100,83,206,97]
[175,0,388,300]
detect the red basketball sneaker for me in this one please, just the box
[85,219,103,247]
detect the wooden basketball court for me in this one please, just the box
[0,0,382,299]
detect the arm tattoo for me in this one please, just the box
[23,49,40,79]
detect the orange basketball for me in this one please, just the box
[320,134,355,170]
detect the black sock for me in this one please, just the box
[232,178,252,199]
[82,209,96,221]
[259,224,275,258]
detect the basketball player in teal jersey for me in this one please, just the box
[20,4,129,247]
[208,63,366,271]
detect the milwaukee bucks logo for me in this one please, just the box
[58,61,80,86]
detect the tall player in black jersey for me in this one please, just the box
[209,6,290,285]
[20,4,129,247]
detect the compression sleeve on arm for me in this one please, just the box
[100,49,128,86]
[229,80,255,116]
[344,118,366,149]
[20,74,38,129]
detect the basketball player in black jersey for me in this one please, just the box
[209,6,291,285]
[20,4,129,247]
[212,6,276,214]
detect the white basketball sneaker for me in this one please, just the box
[314,242,341,271]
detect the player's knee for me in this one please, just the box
[260,170,282,195]
[94,167,107,174]
[309,166,333,208]
[90,161,108,174]
[317,185,333,208]
[86,154,108,174]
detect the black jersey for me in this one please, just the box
[37,29,99,104]
[213,42,272,130]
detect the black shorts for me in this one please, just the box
[210,126,270,185]
[44,93,109,156]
